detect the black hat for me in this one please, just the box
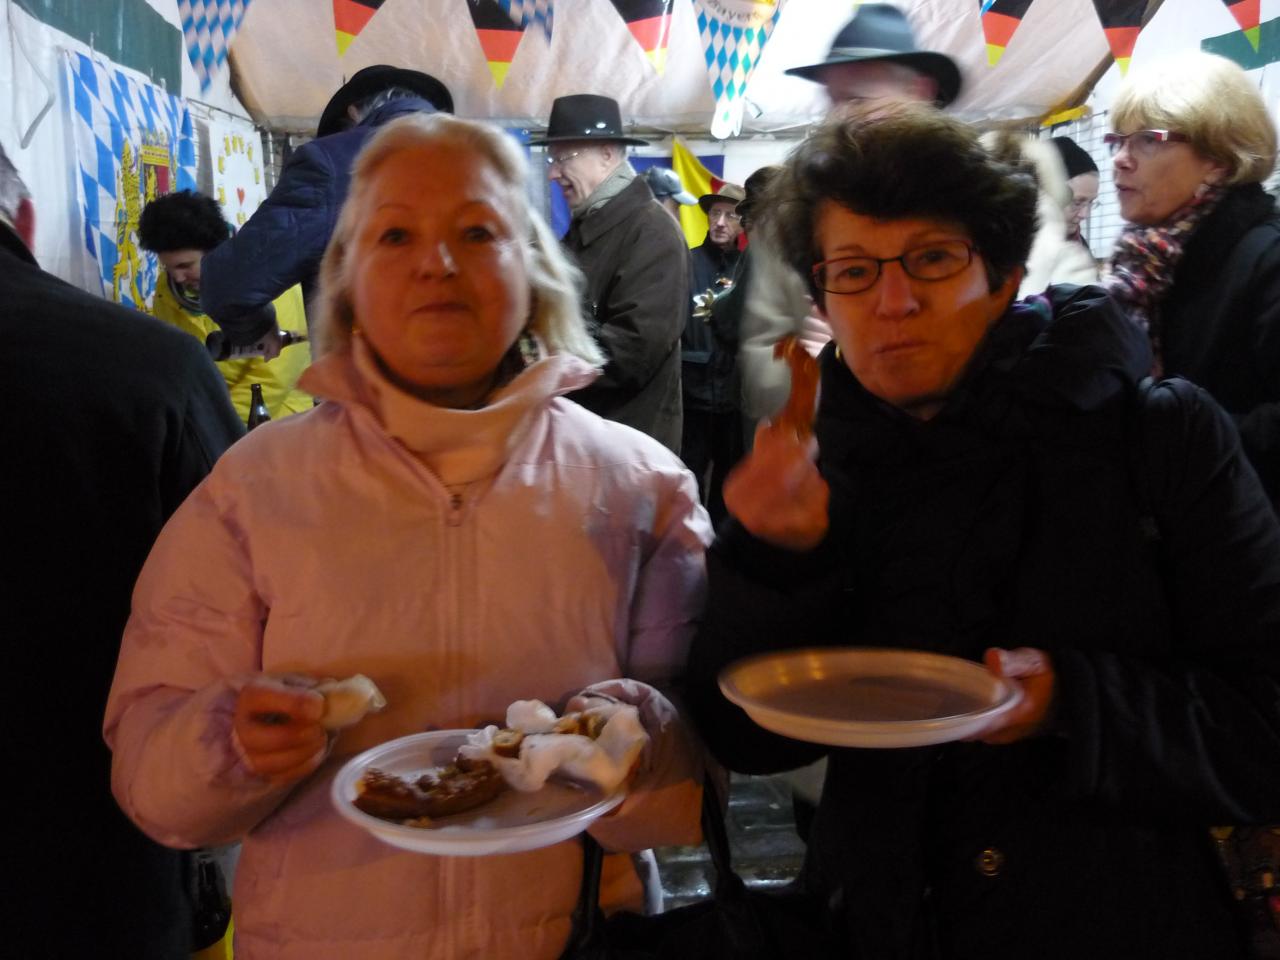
[317,65,453,138]
[785,3,962,108]
[643,167,696,205]
[528,94,647,146]
[698,183,746,213]
[1050,136,1099,180]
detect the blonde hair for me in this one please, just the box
[1111,50,1277,186]
[313,112,604,366]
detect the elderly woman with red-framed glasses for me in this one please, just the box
[685,99,1280,960]
[1104,50,1280,502]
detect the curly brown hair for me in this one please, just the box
[761,102,1039,304]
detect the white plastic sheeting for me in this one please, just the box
[229,0,1119,135]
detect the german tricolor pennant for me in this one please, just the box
[1221,0,1261,51]
[1090,0,1148,74]
[467,0,525,88]
[980,0,1035,66]
[610,0,676,74]
[334,0,386,56]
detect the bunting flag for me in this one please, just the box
[334,0,387,56]
[693,0,785,139]
[466,0,526,86]
[177,0,254,92]
[610,0,677,73]
[1090,0,1148,74]
[980,0,1035,66]
[672,139,723,248]
[1221,0,1261,51]
[496,0,554,43]
[63,51,196,309]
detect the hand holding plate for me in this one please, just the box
[974,647,1057,745]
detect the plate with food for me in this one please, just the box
[718,648,1022,749]
[331,700,645,856]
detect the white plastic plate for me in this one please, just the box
[718,648,1023,748]
[331,729,624,856]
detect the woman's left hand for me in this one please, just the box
[976,647,1057,744]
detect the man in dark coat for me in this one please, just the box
[682,183,745,522]
[533,94,689,453]
[0,145,244,957]
[200,65,451,345]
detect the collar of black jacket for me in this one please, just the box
[1177,182,1278,281]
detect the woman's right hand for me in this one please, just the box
[232,677,328,786]
[722,421,830,550]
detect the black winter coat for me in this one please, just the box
[687,285,1280,960]
[1160,183,1280,500]
[564,176,689,452]
[0,227,244,956]
[683,237,742,412]
[200,97,437,336]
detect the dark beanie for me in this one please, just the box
[1050,136,1098,179]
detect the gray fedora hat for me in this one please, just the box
[698,183,746,213]
[786,3,962,108]
[528,94,648,146]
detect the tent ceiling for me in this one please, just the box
[230,0,1123,137]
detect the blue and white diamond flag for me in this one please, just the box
[496,0,554,43]
[64,51,197,310]
[693,0,784,139]
[178,0,254,92]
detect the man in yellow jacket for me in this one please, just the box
[139,190,312,421]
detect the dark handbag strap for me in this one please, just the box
[564,778,740,953]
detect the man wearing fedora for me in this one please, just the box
[533,93,690,453]
[737,3,962,423]
[200,65,452,348]
[682,182,745,522]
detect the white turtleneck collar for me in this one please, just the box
[348,333,568,487]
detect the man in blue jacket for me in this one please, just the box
[200,65,451,346]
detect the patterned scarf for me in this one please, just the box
[1104,184,1225,376]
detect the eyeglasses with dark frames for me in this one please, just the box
[811,240,975,295]
[1103,130,1190,158]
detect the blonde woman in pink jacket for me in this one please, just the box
[104,113,712,959]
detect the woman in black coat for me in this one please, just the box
[1106,50,1280,501]
[685,102,1280,959]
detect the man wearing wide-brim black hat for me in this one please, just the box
[737,4,963,424]
[785,2,961,107]
[201,65,451,349]
[532,94,690,454]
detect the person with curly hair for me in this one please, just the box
[687,101,1280,960]
[139,190,312,422]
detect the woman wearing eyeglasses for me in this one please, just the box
[685,101,1280,959]
[980,131,1099,297]
[1105,50,1280,502]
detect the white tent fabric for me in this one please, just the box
[230,0,1121,136]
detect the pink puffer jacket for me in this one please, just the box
[105,348,711,959]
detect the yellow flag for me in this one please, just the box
[671,139,719,249]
